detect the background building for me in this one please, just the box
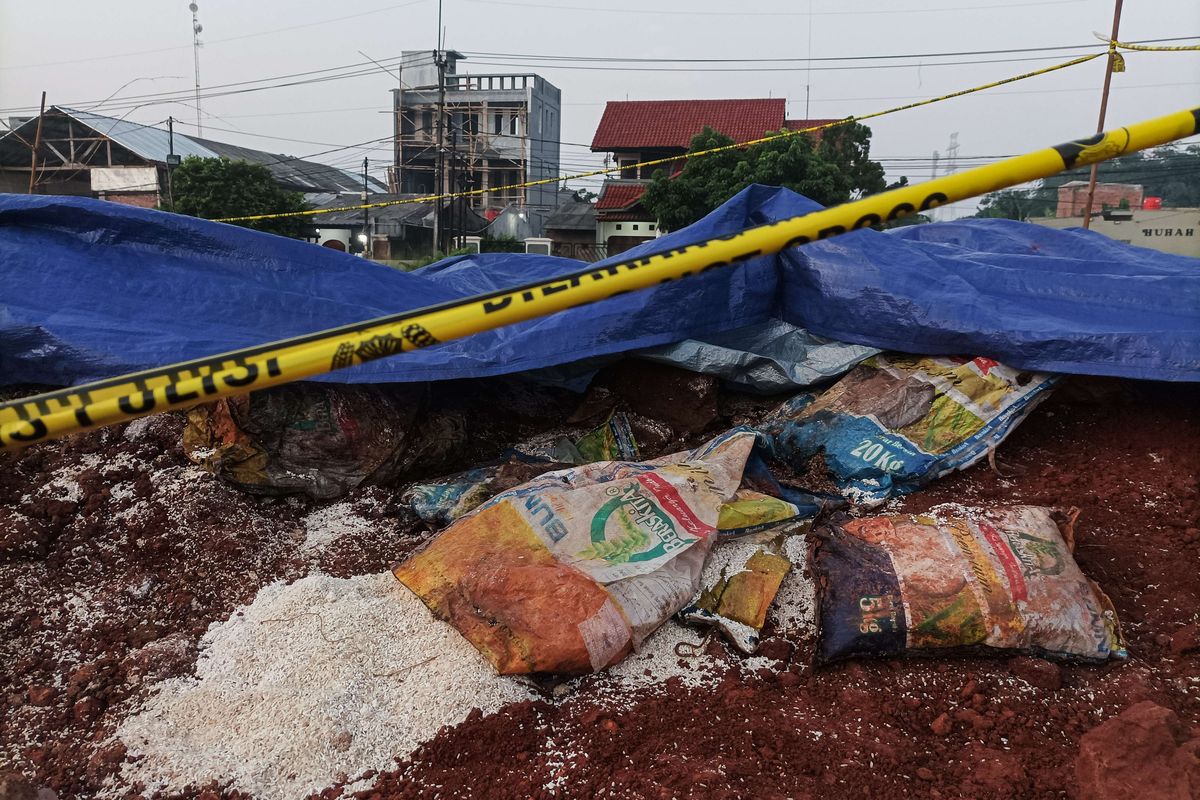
[1034,207,1199,257]
[589,99,833,255]
[1028,181,1199,258]
[0,106,385,204]
[1055,180,1144,217]
[390,50,561,237]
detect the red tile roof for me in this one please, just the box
[784,119,841,138]
[597,211,652,222]
[592,99,787,151]
[594,181,647,211]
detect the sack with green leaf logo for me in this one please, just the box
[394,429,760,675]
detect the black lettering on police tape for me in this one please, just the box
[12,403,30,421]
[202,373,219,395]
[74,406,93,428]
[33,396,51,415]
[400,325,438,348]
[541,281,570,296]
[483,296,514,314]
[782,235,811,249]
[920,192,949,211]
[353,333,406,362]
[854,213,882,229]
[7,418,47,443]
[222,363,259,388]
[1051,133,1104,169]
[887,203,916,221]
[119,390,157,415]
[818,225,846,240]
[165,383,200,405]
[331,342,356,369]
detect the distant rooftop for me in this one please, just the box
[595,181,647,211]
[10,107,387,195]
[592,99,833,151]
[545,195,596,231]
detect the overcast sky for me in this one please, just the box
[1,0,1197,214]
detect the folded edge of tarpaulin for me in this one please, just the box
[0,192,786,386]
[637,319,880,394]
[785,215,1200,381]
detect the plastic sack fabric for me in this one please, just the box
[756,354,1056,506]
[183,383,465,500]
[393,429,757,675]
[680,539,794,654]
[638,319,880,394]
[4,185,1197,388]
[402,457,568,527]
[813,506,1126,663]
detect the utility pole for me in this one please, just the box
[431,0,446,255]
[27,91,46,194]
[1082,0,1124,229]
[433,44,447,255]
[166,116,179,211]
[362,156,370,256]
[448,125,457,252]
[189,2,204,136]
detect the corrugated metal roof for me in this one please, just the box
[54,106,388,194]
[61,107,218,161]
[545,197,596,231]
[309,194,486,233]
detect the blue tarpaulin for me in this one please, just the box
[1,185,1197,388]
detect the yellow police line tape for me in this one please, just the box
[214,51,1106,224]
[2,105,1197,451]
[1111,38,1200,52]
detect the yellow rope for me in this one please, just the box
[214,52,1104,223]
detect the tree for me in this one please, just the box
[169,156,312,238]
[641,123,893,232]
[974,189,1056,221]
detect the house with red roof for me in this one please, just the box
[590,99,835,255]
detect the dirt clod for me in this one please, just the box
[1075,701,1200,800]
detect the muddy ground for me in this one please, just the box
[1,374,1198,799]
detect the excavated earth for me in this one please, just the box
[1,374,1198,800]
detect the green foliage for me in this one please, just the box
[168,156,312,238]
[642,123,893,232]
[974,145,1200,220]
[481,234,524,253]
[974,189,1056,221]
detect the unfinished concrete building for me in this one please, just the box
[390,50,561,236]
